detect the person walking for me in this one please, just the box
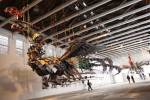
[82,80,86,89]
[131,75,135,83]
[87,80,93,91]
[127,75,130,83]
[142,73,146,80]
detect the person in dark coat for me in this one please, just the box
[127,75,130,83]
[131,75,135,83]
[87,80,93,91]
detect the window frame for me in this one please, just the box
[0,35,9,55]
[16,39,24,56]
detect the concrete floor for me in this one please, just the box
[32,81,150,100]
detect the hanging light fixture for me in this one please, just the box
[90,11,94,15]
[117,16,123,20]
[68,38,71,42]
[96,18,99,22]
[83,24,87,28]
[101,24,105,28]
[90,21,94,24]
[105,28,110,33]
[138,40,143,43]
[83,2,87,7]
[120,44,124,48]
[95,26,99,29]
[75,5,79,10]
[83,14,87,18]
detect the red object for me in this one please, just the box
[4,7,22,19]
[128,54,134,67]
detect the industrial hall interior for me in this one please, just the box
[1,0,150,100]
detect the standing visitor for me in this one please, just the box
[87,80,93,91]
[131,75,135,83]
[82,80,86,89]
[142,73,146,80]
[139,74,143,80]
[127,75,130,83]
[82,80,84,84]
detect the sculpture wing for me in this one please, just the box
[60,40,97,60]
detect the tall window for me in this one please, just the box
[16,39,24,56]
[0,35,8,54]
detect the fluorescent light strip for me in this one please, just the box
[94,24,150,45]
[104,45,147,57]
[88,19,150,42]
[98,30,150,51]
[107,30,150,47]
[101,29,150,46]
[102,36,149,52]
[100,37,149,53]
[101,40,148,54]
[100,43,148,57]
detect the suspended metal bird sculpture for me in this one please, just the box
[4,7,122,89]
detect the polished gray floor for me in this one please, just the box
[32,81,150,100]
